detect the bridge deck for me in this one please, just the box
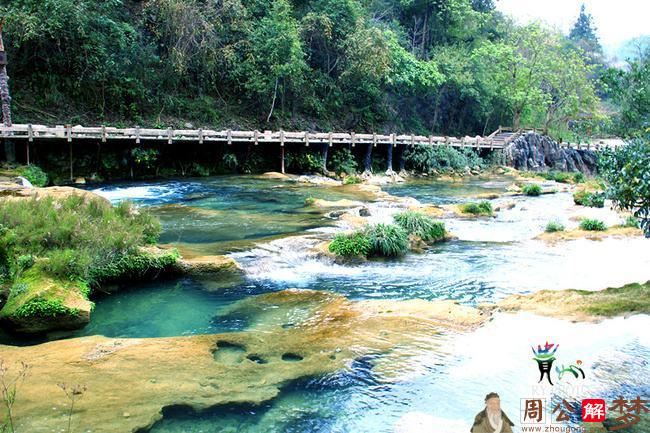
[0,124,615,151]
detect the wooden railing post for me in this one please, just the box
[351,132,355,148]
[304,131,309,147]
[198,128,204,144]
[135,126,141,144]
[227,129,232,145]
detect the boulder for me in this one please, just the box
[178,255,244,277]
[504,132,599,174]
[0,271,92,333]
[0,185,109,205]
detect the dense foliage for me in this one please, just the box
[363,224,409,258]
[522,184,542,196]
[0,0,601,136]
[0,195,176,289]
[598,139,650,236]
[573,190,605,208]
[580,218,607,231]
[460,201,492,216]
[545,221,565,233]
[328,231,372,258]
[403,144,484,172]
[393,211,446,242]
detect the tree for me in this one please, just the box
[237,0,307,122]
[601,49,650,137]
[472,24,598,131]
[599,138,650,237]
[569,4,603,65]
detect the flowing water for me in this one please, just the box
[7,175,650,432]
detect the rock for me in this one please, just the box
[177,255,244,277]
[74,177,86,184]
[0,185,110,205]
[259,171,291,180]
[359,207,371,217]
[295,175,340,186]
[328,210,347,218]
[505,132,598,174]
[0,270,92,333]
[14,176,33,188]
[306,198,363,208]
[184,122,194,129]
[0,289,490,433]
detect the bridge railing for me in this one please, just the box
[0,124,506,149]
[0,123,621,151]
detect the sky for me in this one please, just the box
[496,0,649,55]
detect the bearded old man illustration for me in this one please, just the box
[470,392,515,433]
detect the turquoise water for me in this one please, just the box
[8,176,650,432]
[91,176,365,253]
[383,175,516,204]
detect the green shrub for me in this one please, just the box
[460,201,493,216]
[363,224,409,257]
[328,232,372,258]
[573,172,586,183]
[393,211,446,242]
[580,219,607,231]
[522,184,542,196]
[223,153,238,171]
[552,172,571,183]
[330,148,358,175]
[343,175,362,185]
[403,145,485,173]
[18,165,48,187]
[545,221,565,233]
[286,151,324,173]
[573,190,605,208]
[17,254,35,271]
[14,298,75,318]
[599,140,650,237]
[0,196,171,288]
[622,216,640,228]
[189,163,211,177]
[131,147,159,169]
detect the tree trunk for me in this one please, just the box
[321,143,328,173]
[364,142,373,173]
[266,78,279,123]
[0,25,15,162]
[398,144,406,172]
[386,144,393,174]
[513,108,522,130]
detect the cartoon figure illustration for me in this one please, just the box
[532,341,558,385]
[471,392,515,433]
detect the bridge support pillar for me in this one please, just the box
[386,143,393,173]
[280,145,285,174]
[321,143,328,172]
[363,142,372,173]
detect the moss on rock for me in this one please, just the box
[498,281,650,321]
[0,269,92,333]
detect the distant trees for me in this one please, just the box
[601,49,650,137]
[0,0,608,138]
[569,4,604,65]
[472,24,598,132]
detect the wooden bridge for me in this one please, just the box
[0,123,618,175]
